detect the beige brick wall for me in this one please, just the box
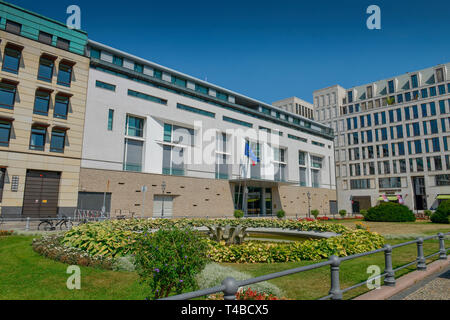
[0,30,89,214]
[79,168,337,218]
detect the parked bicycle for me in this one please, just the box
[38,216,73,231]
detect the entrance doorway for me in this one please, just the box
[412,177,427,210]
[22,170,61,218]
[153,195,173,218]
[234,186,272,216]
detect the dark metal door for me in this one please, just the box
[22,170,61,218]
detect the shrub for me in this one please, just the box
[196,263,283,297]
[430,201,450,224]
[364,202,415,222]
[113,255,136,272]
[0,230,14,237]
[311,209,320,219]
[134,227,208,299]
[276,210,286,219]
[339,210,347,218]
[234,210,244,219]
[360,209,368,217]
[424,210,433,218]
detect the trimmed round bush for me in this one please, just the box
[430,200,450,224]
[311,209,320,219]
[276,210,285,219]
[339,209,347,217]
[234,210,244,219]
[364,202,415,222]
[360,209,368,217]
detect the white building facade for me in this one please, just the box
[79,40,337,218]
[313,63,450,213]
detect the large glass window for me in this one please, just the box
[124,138,144,172]
[411,75,418,88]
[33,90,50,116]
[57,63,72,87]
[0,82,16,110]
[299,151,306,166]
[311,156,323,169]
[54,95,69,119]
[379,177,401,188]
[430,102,436,116]
[2,47,21,74]
[29,126,46,151]
[126,115,144,137]
[38,58,54,82]
[50,130,66,153]
[107,109,114,131]
[311,169,320,188]
[0,121,12,147]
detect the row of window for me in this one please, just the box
[1,46,73,87]
[0,82,71,119]
[349,174,450,189]
[4,19,72,51]
[345,119,449,147]
[340,136,449,162]
[343,83,449,115]
[0,121,67,153]
[338,155,450,178]
[91,63,332,138]
[344,100,449,131]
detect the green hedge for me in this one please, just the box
[430,200,450,224]
[364,202,416,222]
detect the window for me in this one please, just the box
[432,137,440,152]
[299,151,306,166]
[436,68,444,83]
[0,121,12,147]
[430,120,438,134]
[134,63,143,73]
[421,88,428,98]
[56,37,70,50]
[413,123,420,136]
[299,167,308,186]
[54,95,69,119]
[50,130,66,153]
[195,84,209,95]
[311,169,320,188]
[436,175,450,186]
[398,142,405,155]
[367,86,373,99]
[411,75,418,88]
[347,91,353,103]
[177,103,215,118]
[153,69,162,79]
[438,85,446,95]
[113,56,123,66]
[5,20,21,34]
[171,76,186,87]
[311,156,323,169]
[57,63,72,87]
[405,92,411,101]
[0,168,5,202]
[126,115,144,138]
[351,179,370,190]
[90,48,101,59]
[439,100,446,114]
[430,102,436,116]
[414,140,422,154]
[29,126,46,151]
[404,107,410,120]
[107,109,114,131]
[397,94,403,103]
[434,156,442,171]
[38,58,54,82]
[379,177,401,189]
[33,90,50,116]
[421,104,428,117]
[430,87,436,97]
[96,80,116,92]
[128,89,167,105]
[0,82,17,109]
[412,105,419,119]
[223,116,252,128]
[163,145,185,176]
[38,31,52,45]
[124,138,144,172]
[2,47,21,74]
[216,91,228,101]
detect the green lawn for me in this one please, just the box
[0,236,148,300]
[0,220,448,300]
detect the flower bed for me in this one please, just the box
[0,230,14,237]
[61,218,385,264]
[208,288,287,300]
[32,235,114,269]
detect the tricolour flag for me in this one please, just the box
[245,142,259,166]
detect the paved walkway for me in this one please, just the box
[389,267,450,300]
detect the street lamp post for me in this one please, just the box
[161,181,166,218]
[307,191,311,218]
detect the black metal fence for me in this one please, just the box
[160,232,450,300]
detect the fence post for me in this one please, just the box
[329,255,342,300]
[383,244,395,286]
[222,277,238,300]
[25,217,30,231]
[416,237,427,271]
[438,233,447,260]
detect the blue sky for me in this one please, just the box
[8,0,450,104]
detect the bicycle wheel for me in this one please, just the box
[60,220,73,231]
[38,221,53,231]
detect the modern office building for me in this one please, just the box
[272,97,315,120]
[313,63,450,213]
[0,1,89,217]
[79,40,337,218]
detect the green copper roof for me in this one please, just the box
[0,0,88,56]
